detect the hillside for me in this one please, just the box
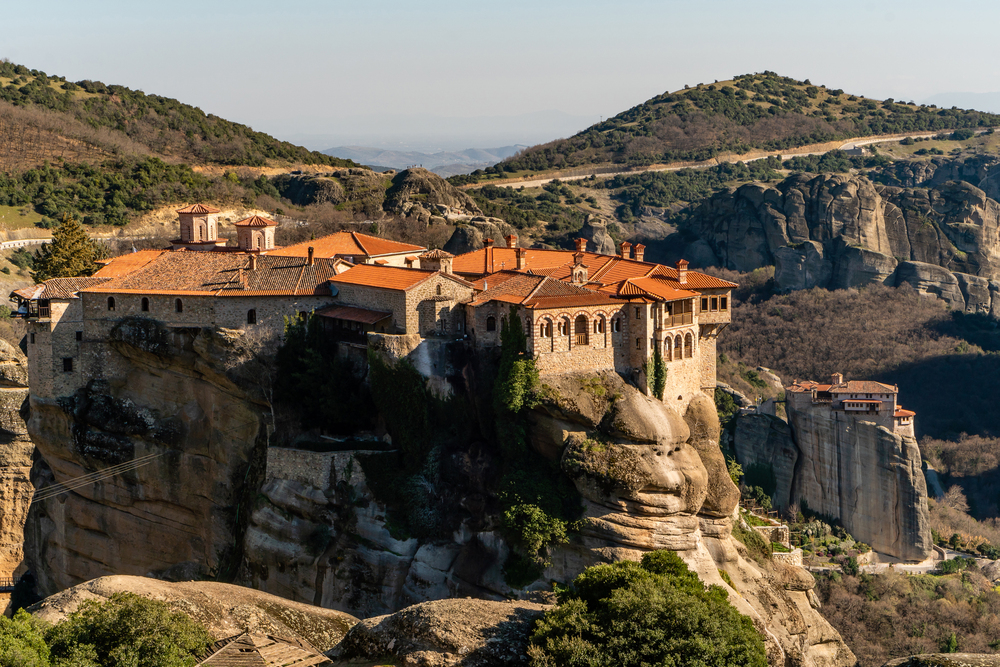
[480,72,1000,177]
[0,61,356,169]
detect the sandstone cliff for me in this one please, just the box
[735,410,932,561]
[679,172,1000,309]
[0,340,34,581]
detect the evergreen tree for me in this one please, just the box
[31,214,101,282]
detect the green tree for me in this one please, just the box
[31,214,101,282]
[651,346,666,401]
[45,592,212,667]
[0,609,50,667]
[529,550,767,667]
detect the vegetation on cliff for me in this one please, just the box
[481,72,1000,176]
[0,593,211,667]
[529,550,767,667]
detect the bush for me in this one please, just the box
[529,551,767,667]
[0,609,49,667]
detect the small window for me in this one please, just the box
[436,285,442,296]
[720,296,728,310]
[141,297,149,312]
[486,316,496,332]
[635,338,641,350]
[247,309,257,325]
[175,299,183,313]
[711,297,718,311]
[62,358,73,373]
[635,307,641,318]
[29,333,34,344]
[107,297,116,312]
[75,331,82,341]
[701,297,709,311]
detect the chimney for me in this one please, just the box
[249,254,257,271]
[574,252,584,266]
[575,237,587,253]
[516,247,527,270]
[634,243,646,262]
[483,238,494,248]
[307,246,315,266]
[830,372,844,386]
[619,241,632,259]
[506,233,518,248]
[676,259,688,284]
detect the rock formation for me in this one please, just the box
[882,655,1000,667]
[735,407,933,562]
[579,215,617,255]
[29,575,357,652]
[24,325,268,596]
[443,218,518,255]
[336,598,547,667]
[679,172,1000,310]
[0,340,33,581]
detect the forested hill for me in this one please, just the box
[0,60,356,169]
[484,72,1000,177]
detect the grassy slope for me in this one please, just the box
[477,72,1000,178]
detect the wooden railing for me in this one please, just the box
[575,333,589,346]
[665,313,693,327]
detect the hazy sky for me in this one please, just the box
[6,0,1000,152]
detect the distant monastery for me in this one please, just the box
[12,205,736,409]
[786,373,916,437]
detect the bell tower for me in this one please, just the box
[235,215,278,252]
[173,204,227,251]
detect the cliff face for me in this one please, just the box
[24,324,267,595]
[0,340,35,581]
[681,173,1000,308]
[735,409,932,562]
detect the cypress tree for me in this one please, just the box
[31,214,101,282]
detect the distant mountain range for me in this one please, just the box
[322,145,527,177]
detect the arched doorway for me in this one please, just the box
[574,314,589,345]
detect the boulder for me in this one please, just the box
[955,272,992,313]
[894,261,966,309]
[684,394,740,517]
[579,215,616,255]
[830,245,898,290]
[335,598,548,667]
[443,219,517,255]
[774,242,831,292]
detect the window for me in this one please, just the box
[720,296,728,310]
[62,358,73,373]
[674,335,683,355]
[107,297,116,312]
[436,285,442,296]
[701,297,709,311]
[540,321,552,338]
[613,318,621,333]
[141,297,149,312]
[635,338,641,349]
[574,315,589,345]
[711,297,718,311]
[175,299,183,313]
[75,331,82,341]
[29,333,34,344]
[635,307,641,318]
[684,332,693,358]
[486,316,496,332]
[247,309,257,325]
[665,337,672,361]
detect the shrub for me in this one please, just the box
[0,609,49,667]
[529,551,767,667]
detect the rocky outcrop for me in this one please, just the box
[29,575,357,651]
[579,215,617,255]
[0,340,33,581]
[24,325,268,596]
[336,598,547,667]
[882,655,1000,667]
[734,414,798,510]
[680,173,1000,310]
[384,168,483,222]
[784,404,931,561]
[443,219,518,255]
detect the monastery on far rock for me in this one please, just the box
[786,373,916,436]
[12,204,736,409]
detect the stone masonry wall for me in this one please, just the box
[403,275,474,336]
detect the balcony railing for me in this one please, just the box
[575,333,589,346]
[664,313,693,327]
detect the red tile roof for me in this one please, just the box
[830,380,897,394]
[894,408,916,418]
[315,304,392,324]
[94,250,166,278]
[82,253,341,297]
[234,215,277,227]
[328,264,460,291]
[615,277,699,301]
[470,271,621,309]
[176,204,220,214]
[269,231,425,259]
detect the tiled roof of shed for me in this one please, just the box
[13,277,113,301]
[269,231,425,259]
[176,204,220,214]
[81,253,341,297]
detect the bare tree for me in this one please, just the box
[942,485,970,513]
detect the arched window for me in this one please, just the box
[175,299,183,313]
[684,332,693,358]
[486,316,496,332]
[436,285,442,296]
[247,309,257,325]
[540,320,553,338]
[575,315,589,345]
[665,337,672,361]
[107,297,116,312]
[613,318,621,333]
[141,297,149,312]
[674,335,683,356]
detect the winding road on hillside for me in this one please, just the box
[469,129,986,190]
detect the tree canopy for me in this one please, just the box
[31,214,102,282]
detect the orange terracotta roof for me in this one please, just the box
[648,264,739,289]
[82,253,340,297]
[470,272,620,309]
[269,231,425,259]
[315,304,392,324]
[615,277,699,301]
[37,277,111,299]
[176,204,220,214]
[328,264,438,291]
[894,408,916,418]
[94,250,166,278]
[830,380,897,394]
[234,215,277,227]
